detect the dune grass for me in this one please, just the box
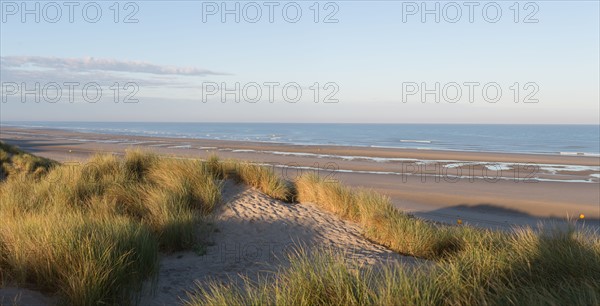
[1,214,158,305]
[0,142,56,181]
[223,160,293,202]
[188,172,600,305]
[2,143,599,305]
[0,143,223,305]
[296,173,464,259]
[188,228,600,306]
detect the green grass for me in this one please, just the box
[1,214,158,305]
[0,142,55,180]
[187,172,600,305]
[2,143,599,305]
[0,142,223,305]
[225,160,293,202]
[187,229,600,306]
[296,173,462,259]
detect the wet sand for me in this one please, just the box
[2,126,599,229]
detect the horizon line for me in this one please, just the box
[1,120,599,126]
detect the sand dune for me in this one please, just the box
[136,181,419,306]
[2,180,417,306]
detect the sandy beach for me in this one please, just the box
[1,126,599,229]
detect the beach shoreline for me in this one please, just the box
[2,125,599,165]
[2,126,599,228]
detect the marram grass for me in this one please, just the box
[2,142,599,305]
[295,173,462,259]
[187,229,600,306]
[225,160,293,202]
[188,172,600,305]
[0,143,223,305]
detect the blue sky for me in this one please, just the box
[1,1,599,123]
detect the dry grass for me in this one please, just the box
[295,173,461,258]
[225,161,293,202]
[0,143,223,305]
[2,144,599,305]
[188,229,600,305]
[188,172,600,305]
[0,142,55,181]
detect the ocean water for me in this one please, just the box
[2,122,599,156]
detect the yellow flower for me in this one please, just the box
[457,219,463,225]
[579,214,585,219]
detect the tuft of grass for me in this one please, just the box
[295,173,460,259]
[122,149,158,181]
[204,154,226,180]
[147,158,222,215]
[0,141,56,181]
[0,214,158,306]
[0,144,224,305]
[229,161,292,202]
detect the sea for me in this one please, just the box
[1,122,599,156]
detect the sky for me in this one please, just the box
[1,0,599,124]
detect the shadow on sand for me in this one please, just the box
[414,203,599,231]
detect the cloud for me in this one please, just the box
[1,56,230,76]
[1,67,190,88]
[0,56,230,96]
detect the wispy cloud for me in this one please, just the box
[1,56,230,76]
[0,68,188,88]
[1,56,230,98]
